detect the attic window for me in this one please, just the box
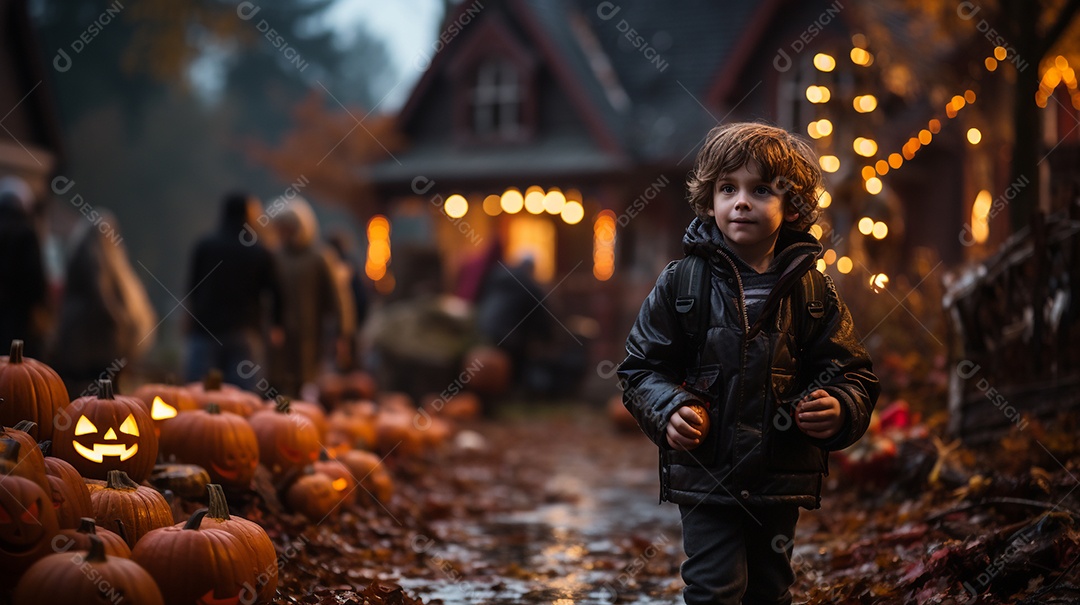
[472,59,522,139]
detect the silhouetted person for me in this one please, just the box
[185,192,283,390]
[270,197,350,397]
[475,256,552,382]
[326,231,368,371]
[0,187,48,357]
[49,211,156,396]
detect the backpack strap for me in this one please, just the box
[674,255,710,351]
[793,268,827,357]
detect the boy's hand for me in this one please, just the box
[666,404,709,451]
[796,389,843,439]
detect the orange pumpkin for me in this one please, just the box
[203,484,277,604]
[188,370,261,417]
[0,340,70,441]
[90,470,173,549]
[247,400,320,477]
[335,449,394,504]
[0,428,50,494]
[265,398,328,440]
[159,404,259,488]
[285,471,339,521]
[313,454,357,510]
[460,345,511,395]
[131,508,257,605]
[327,400,378,450]
[13,535,162,605]
[53,380,159,482]
[43,455,93,529]
[132,383,199,426]
[55,517,132,558]
[0,457,60,584]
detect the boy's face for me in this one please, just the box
[709,162,799,262]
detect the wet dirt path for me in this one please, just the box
[399,406,686,604]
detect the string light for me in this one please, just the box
[501,188,524,213]
[967,128,982,145]
[806,86,832,103]
[818,190,832,208]
[444,194,468,219]
[858,217,874,235]
[853,95,877,113]
[483,194,502,216]
[820,155,840,172]
[836,256,853,274]
[865,177,883,195]
[814,53,836,72]
[872,221,888,239]
[593,210,616,280]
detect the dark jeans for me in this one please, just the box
[184,330,265,391]
[679,502,800,605]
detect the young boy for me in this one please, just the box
[618,122,879,605]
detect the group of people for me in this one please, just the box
[0,180,365,399]
[185,191,366,397]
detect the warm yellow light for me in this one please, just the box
[368,240,390,264]
[818,190,832,208]
[888,153,903,169]
[1056,55,1068,70]
[806,86,831,103]
[993,46,1007,61]
[951,95,966,110]
[365,260,386,281]
[861,165,877,181]
[875,160,889,175]
[837,256,853,274]
[973,190,992,217]
[853,95,877,113]
[872,221,888,239]
[964,90,976,103]
[816,119,833,136]
[593,210,616,281]
[869,273,889,292]
[543,189,566,214]
[561,200,584,225]
[151,397,178,421]
[967,128,982,145]
[332,477,348,491]
[809,224,823,239]
[823,249,837,265]
[814,53,836,72]
[75,416,98,436]
[850,47,873,66]
[118,414,139,436]
[819,155,840,172]
[928,119,941,134]
[985,57,998,71]
[483,194,502,216]
[807,121,821,138]
[444,194,468,219]
[918,129,932,145]
[367,215,390,240]
[865,177,883,195]
[524,188,545,214]
[854,137,878,157]
[816,259,827,273]
[858,217,874,235]
[501,188,524,214]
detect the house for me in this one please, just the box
[367,0,982,390]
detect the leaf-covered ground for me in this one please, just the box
[250,404,1080,604]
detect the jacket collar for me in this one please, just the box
[682,217,822,274]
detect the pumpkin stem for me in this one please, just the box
[86,534,107,563]
[13,420,36,433]
[184,508,209,530]
[77,518,98,534]
[38,440,51,456]
[105,470,140,491]
[114,519,129,545]
[276,397,291,414]
[206,403,221,415]
[318,449,330,462]
[98,379,114,399]
[8,340,23,363]
[207,484,231,520]
[204,369,224,391]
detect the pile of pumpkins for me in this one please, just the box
[0,338,473,603]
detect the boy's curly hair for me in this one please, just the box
[687,122,823,232]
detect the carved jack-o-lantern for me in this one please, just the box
[159,404,259,488]
[0,463,60,584]
[247,400,320,477]
[53,380,159,482]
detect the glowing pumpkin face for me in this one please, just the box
[0,474,59,578]
[150,397,178,421]
[73,413,141,462]
[0,494,46,553]
[197,590,241,605]
[52,381,159,483]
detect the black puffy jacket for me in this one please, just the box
[618,219,880,509]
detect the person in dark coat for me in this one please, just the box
[184,191,283,390]
[618,123,879,605]
[0,186,48,357]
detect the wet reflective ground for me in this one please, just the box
[398,406,686,604]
